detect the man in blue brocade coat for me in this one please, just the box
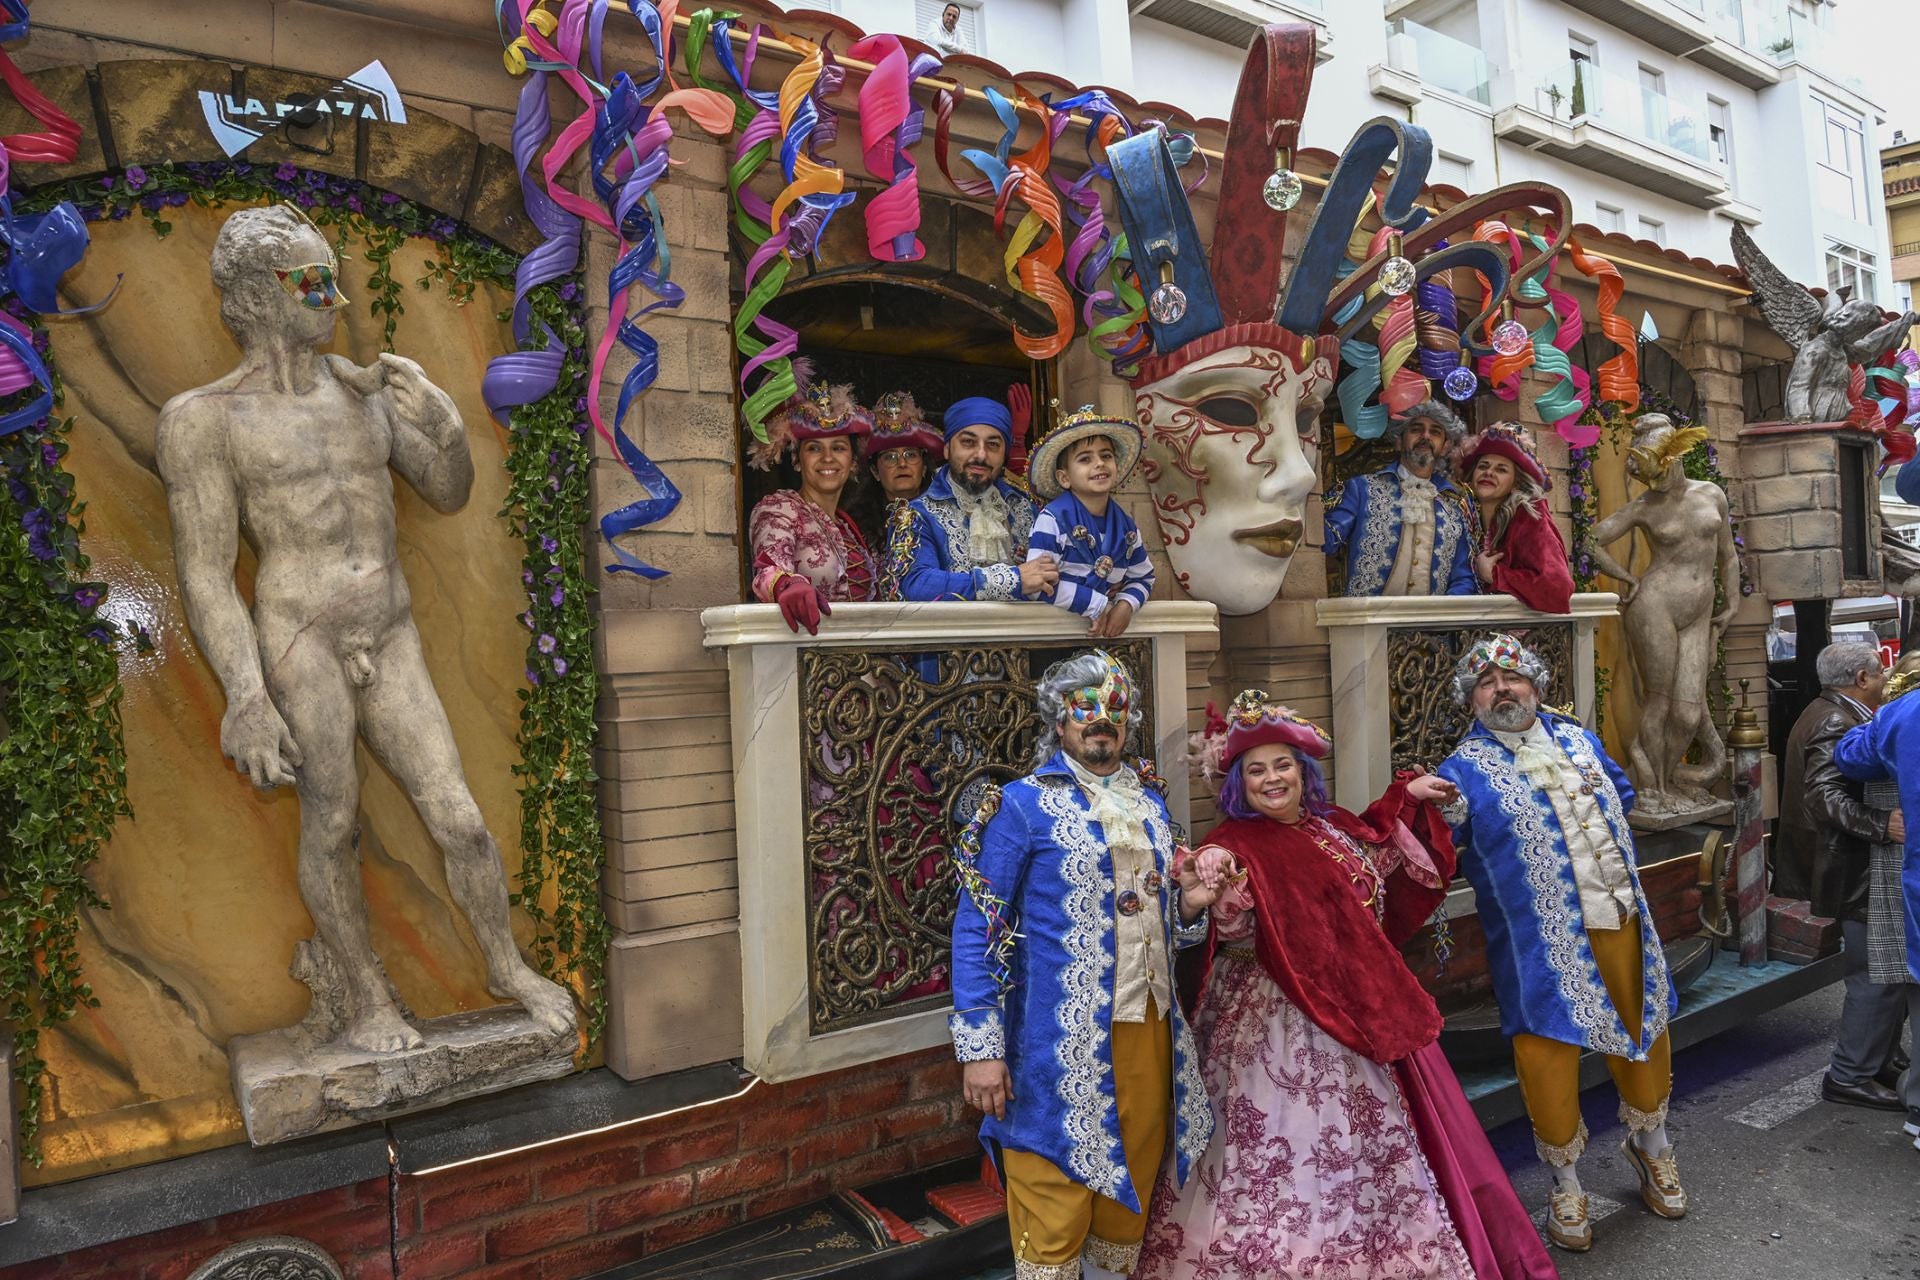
[949,650,1216,1280]
[883,396,1050,601]
[1323,399,1477,598]
[1437,633,1685,1254]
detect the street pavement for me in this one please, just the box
[967,981,1920,1279]
[1488,980,1920,1280]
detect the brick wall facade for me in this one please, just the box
[0,1047,977,1280]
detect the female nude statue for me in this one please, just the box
[1586,414,1740,819]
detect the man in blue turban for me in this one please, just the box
[881,393,1055,601]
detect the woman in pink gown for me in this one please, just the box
[1136,691,1556,1280]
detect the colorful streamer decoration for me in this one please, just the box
[497,0,731,577]
[1528,232,1590,440]
[0,0,105,436]
[952,784,1021,994]
[847,34,933,263]
[1368,227,1429,415]
[1566,235,1639,416]
[983,91,1075,360]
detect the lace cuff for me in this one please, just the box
[950,1008,1006,1062]
[979,562,1020,601]
[1437,792,1468,828]
[1172,891,1210,948]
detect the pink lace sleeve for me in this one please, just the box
[1212,880,1258,939]
[749,493,804,602]
[1368,819,1446,890]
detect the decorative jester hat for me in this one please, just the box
[1193,688,1332,782]
[1107,23,1573,385]
[1450,632,1554,707]
[746,357,873,470]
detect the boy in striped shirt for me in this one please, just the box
[1025,406,1155,638]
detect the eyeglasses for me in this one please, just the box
[875,449,923,466]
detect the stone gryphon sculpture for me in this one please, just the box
[1586,413,1739,823]
[1730,223,1919,423]
[156,207,575,1135]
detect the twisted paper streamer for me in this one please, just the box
[847,34,936,263]
[1529,233,1591,441]
[1472,219,1536,397]
[1366,227,1429,415]
[985,92,1073,360]
[1565,235,1638,415]
[1413,249,1462,381]
[499,0,732,577]
[0,0,103,435]
[1331,200,1388,438]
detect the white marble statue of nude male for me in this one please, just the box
[155,205,574,1053]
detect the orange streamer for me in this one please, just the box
[1566,236,1639,412]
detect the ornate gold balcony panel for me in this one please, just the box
[701,601,1215,1081]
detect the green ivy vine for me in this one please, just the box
[1,163,606,1156]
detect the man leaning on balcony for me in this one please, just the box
[1324,399,1477,598]
[881,395,1057,602]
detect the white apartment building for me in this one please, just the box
[832,0,1897,306]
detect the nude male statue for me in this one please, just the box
[156,206,575,1053]
[1586,414,1739,819]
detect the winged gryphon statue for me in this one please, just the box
[1731,224,1920,422]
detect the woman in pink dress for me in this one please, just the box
[746,365,877,633]
[1136,691,1556,1280]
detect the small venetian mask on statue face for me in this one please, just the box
[1133,328,1335,616]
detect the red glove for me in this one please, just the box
[1006,382,1032,478]
[775,574,830,635]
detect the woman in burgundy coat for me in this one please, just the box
[1136,691,1556,1280]
[1459,425,1575,615]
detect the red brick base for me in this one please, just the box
[2,1046,978,1280]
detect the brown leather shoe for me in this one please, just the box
[1824,1073,1905,1111]
[1545,1188,1592,1251]
[1621,1138,1688,1218]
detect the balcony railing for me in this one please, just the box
[1894,241,1920,257]
[1533,60,1712,164]
[700,600,1216,1080]
[1386,18,1491,105]
[1314,594,1620,814]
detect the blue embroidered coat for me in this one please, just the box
[949,753,1212,1211]
[1835,695,1920,982]
[884,467,1039,601]
[1437,713,1676,1058]
[1324,466,1476,597]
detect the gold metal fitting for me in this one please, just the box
[1727,678,1766,750]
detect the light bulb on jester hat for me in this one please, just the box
[1109,23,1559,615]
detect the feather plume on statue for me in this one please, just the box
[1730,225,1919,424]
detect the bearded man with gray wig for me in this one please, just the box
[1324,399,1477,598]
[949,649,1217,1279]
[1436,633,1683,1253]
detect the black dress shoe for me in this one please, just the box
[1822,1073,1906,1111]
[1876,1061,1905,1090]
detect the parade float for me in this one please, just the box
[0,0,1912,1275]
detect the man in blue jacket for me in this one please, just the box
[949,650,1216,1279]
[1835,666,1920,1141]
[883,395,1055,601]
[1323,399,1477,598]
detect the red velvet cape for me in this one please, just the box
[1487,498,1575,615]
[1199,779,1456,1065]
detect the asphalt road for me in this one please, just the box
[1487,980,1920,1280]
[969,981,1920,1279]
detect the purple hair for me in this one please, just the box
[1216,748,1333,821]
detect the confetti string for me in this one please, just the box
[952,787,1021,994]
[1565,235,1637,415]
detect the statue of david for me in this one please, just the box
[156,205,575,1054]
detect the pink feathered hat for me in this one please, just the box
[1191,689,1331,782]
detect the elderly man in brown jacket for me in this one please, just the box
[1780,642,1906,1110]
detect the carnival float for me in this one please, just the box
[0,0,1912,1274]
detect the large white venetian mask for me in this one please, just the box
[1133,322,1335,616]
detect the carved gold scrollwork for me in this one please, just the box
[1386,624,1575,772]
[798,640,1155,1032]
